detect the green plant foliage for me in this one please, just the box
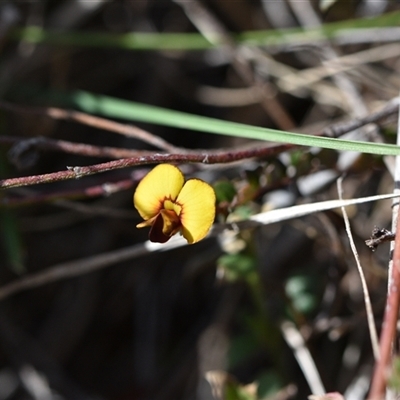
[285,274,318,315]
[228,334,261,369]
[11,11,400,50]
[231,206,256,220]
[388,357,400,392]
[225,380,257,400]
[70,91,400,156]
[256,370,284,399]
[12,88,400,156]
[218,253,256,281]
[214,180,237,203]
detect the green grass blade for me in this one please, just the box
[11,26,213,50]
[239,10,400,46]
[66,90,400,156]
[9,10,400,51]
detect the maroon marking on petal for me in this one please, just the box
[149,213,170,243]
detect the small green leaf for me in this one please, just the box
[257,370,283,398]
[389,357,400,391]
[218,253,256,281]
[225,381,257,400]
[285,275,318,314]
[228,334,260,368]
[214,180,237,203]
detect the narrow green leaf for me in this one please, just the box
[240,10,400,45]
[66,90,400,156]
[9,10,400,50]
[11,26,213,50]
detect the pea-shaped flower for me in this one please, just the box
[134,164,216,244]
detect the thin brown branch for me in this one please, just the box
[1,178,135,207]
[0,145,289,189]
[52,199,137,219]
[365,227,396,252]
[0,192,397,301]
[1,135,159,161]
[1,93,395,165]
[0,243,151,301]
[323,98,399,138]
[0,97,398,190]
[0,100,180,152]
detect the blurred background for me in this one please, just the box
[1,1,400,399]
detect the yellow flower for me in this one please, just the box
[133,164,216,244]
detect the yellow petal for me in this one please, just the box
[136,216,156,229]
[176,179,216,244]
[133,164,184,220]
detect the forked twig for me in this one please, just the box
[365,227,396,252]
[323,98,399,138]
